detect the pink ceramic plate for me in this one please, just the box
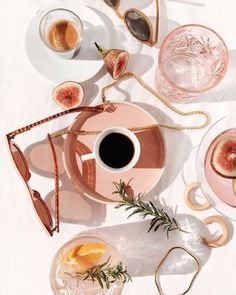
[64,102,166,203]
[205,129,236,207]
[196,114,236,220]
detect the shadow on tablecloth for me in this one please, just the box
[75,211,231,278]
[24,135,106,227]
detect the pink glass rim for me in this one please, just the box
[158,24,229,94]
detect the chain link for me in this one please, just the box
[102,72,210,131]
[52,129,101,137]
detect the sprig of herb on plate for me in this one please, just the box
[113,179,187,238]
[65,257,131,289]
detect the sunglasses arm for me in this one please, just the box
[47,133,60,234]
[6,106,104,140]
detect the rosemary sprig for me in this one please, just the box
[113,180,187,238]
[65,257,131,289]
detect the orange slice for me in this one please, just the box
[63,243,107,273]
[67,246,82,261]
[78,243,107,256]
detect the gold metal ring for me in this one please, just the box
[202,215,229,248]
[155,247,200,295]
[184,181,211,211]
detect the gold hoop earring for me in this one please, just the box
[184,181,211,211]
[201,215,229,248]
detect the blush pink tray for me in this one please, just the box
[63,101,166,203]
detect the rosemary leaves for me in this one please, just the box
[65,257,131,289]
[113,180,186,238]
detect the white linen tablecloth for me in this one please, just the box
[1,0,236,294]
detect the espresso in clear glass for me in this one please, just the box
[99,133,134,168]
[48,20,80,51]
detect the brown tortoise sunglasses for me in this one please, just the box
[6,106,103,236]
[104,0,160,46]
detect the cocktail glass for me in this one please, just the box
[155,24,228,103]
[50,235,124,295]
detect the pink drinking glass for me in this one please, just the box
[155,24,228,103]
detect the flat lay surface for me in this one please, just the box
[1,0,236,294]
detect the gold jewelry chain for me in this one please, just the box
[102,72,210,131]
[53,72,210,138]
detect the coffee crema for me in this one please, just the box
[47,20,80,51]
[99,133,135,169]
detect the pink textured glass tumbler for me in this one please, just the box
[155,24,228,103]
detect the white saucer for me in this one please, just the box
[25,2,110,83]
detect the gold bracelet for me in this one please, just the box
[155,246,200,295]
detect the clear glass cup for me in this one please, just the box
[50,235,124,295]
[155,24,228,103]
[39,8,84,59]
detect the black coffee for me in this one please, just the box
[99,133,134,169]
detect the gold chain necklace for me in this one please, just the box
[53,72,210,138]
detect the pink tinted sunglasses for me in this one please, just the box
[6,106,103,236]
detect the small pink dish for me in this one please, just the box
[63,101,166,203]
[196,114,236,220]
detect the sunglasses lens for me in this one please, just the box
[10,143,31,181]
[125,11,151,41]
[32,190,53,235]
[104,0,117,7]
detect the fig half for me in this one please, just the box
[95,42,129,80]
[52,81,84,110]
[211,136,236,178]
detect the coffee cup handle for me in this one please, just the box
[36,9,45,18]
[81,153,95,162]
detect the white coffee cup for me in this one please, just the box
[81,127,141,173]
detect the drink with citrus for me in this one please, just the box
[50,235,127,295]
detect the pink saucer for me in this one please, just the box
[63,102,166,203]
[196,114,236,220]
[204,129,236,207]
